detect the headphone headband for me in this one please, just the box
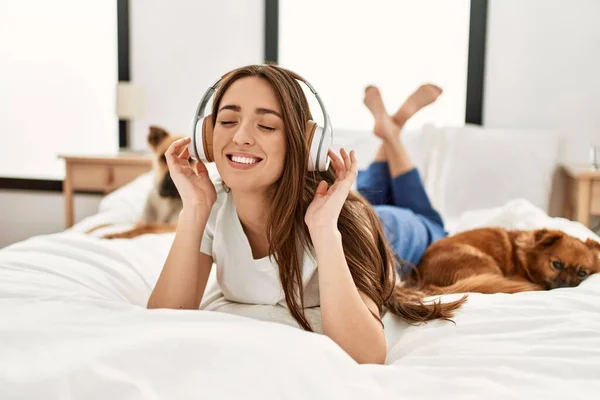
[191,71,333,171]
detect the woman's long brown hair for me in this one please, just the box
[210,64,466,331]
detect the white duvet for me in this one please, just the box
[1,199,600,399]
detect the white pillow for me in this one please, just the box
[99,171,154,216]
[426,126,561,223]
[452,198,600,244]
[334,124,439,180]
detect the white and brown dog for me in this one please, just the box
[89,126,192,239]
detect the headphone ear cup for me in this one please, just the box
[306,120,329,172]
[305,120,318,172]
[201,114,215,162]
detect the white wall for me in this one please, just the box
[0,0,118,180]
[0,191,101,249]
[129,0,265,150]
[279,0,470,132]
[0,0,117,247]
[484,0,600,164]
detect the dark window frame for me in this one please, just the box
[465,0,488,125]
[118,0,130,149]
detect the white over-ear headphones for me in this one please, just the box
[188,75,333,172]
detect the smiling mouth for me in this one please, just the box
[226,154,263,165]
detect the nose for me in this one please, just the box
[232,122,254,146]
[556,279,570,288]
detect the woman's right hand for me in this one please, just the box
[165,137,217,214]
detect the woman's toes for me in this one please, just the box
[393,83,443,126]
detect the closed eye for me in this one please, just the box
[258,124,275,131]
[219,121,236,126]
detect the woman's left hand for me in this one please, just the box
[305,148,358,232]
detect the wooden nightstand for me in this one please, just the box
[562,164,600,228]
[58,153,153,228]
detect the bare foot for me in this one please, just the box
[363,86,401,140]
[392,84,442,127]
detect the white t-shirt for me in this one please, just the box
[200,176,320,308]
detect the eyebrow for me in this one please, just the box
[218,104,241,113]
[256,107,282,119]
[218,104,282,119]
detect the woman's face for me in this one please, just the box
[213,76,286,193]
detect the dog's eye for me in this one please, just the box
[552,261,564,271]
[578,269,588,278]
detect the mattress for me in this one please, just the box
[1,198,599,399]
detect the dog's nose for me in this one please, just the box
[556,279,570,288]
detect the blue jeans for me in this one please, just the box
[356,162,447,271]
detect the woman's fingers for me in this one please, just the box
[340,148,351,171]
[166,137,189,160]
[349,150,358,176]
[178,146,191,167]
[178,145,189,158]
[194,160,209,177]
[327,148,358,185]
[166,137,192,169]
[166,137,190,156]
[327,149,341,166]
[314,180,328,198]
[165,141,182,170]
[327,149,345,179]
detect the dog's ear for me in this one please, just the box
[147,126,170,148]
[585,238,600,252]
[585,239,600,268]
[534,229,563,248]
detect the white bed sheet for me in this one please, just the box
[1,199,599,399]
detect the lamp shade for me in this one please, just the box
[116,81,144,119]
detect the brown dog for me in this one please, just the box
[90,126,191,239]
[405,227,600,294]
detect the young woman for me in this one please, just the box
[147,64,465,364]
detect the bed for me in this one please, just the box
[1,127,599,399]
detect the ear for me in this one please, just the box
[534,229,563,248]
[147,126,170,148]
[585,238,600,252]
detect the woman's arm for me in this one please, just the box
[148,137,217,310]
[147,208,213,310]
[310,227,386,364]
[305,148,386,364]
